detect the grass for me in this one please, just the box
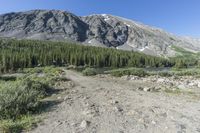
[0,76,16,81]
[0,116,39,133]
[164,88,198,100]
[105,68,148,77]
[0,66,63,133]
[171,68,200,76]
[103,67,200,77]
[0,80,50,120]
[82,68,97,76]
[171,45,196,57]
[164,88,181,94]
[171,45,200,66]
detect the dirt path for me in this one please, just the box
[29,70,200,133]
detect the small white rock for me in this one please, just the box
[57,96,62,100]
[80,120,90,129]
[152,120,156,125]
[198,83,200,88]
[143,87,150,92]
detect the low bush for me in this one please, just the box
[82,68,97,76]
[157,72,173,77]
[171,68,200,76]
[0,116,38,133]
[0,80,50,120]
[0,76,16,81]
[107,68,148,77]
[0,67,64,132]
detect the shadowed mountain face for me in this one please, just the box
[0,9,200,56]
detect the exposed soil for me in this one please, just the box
[29,70,200,133]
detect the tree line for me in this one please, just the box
[0,38,187,73]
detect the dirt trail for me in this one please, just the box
[29,70,200,133]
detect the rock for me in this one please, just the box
[110,100,119,104]
[137,87,151,92]
[64,96,71,101]
[57,96,62,100]
[130,76,140,80]
[177,84,187,90]
[80,120,90,129]
[82,109,92,116]
[121,75,131,80]
[143,87,151,92]
[114,106,123,112]
[168,82,174,87]
[198,83,200,88]
[137,87,144,91]
[160,112,168,118]
[67,65,77,69]
[57,120,63,125]
[157,78,165,83]
[0,10,199,57]
[151,86,162,92]
[188,82,196,87]
[68,81,75,87]
[151,121,156,125]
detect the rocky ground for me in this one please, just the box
[28,70,200,133]
[121,75,200,92]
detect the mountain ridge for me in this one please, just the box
[0,9,200,57]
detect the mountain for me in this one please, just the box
[0,9,200,57]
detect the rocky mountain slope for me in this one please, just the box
[0,9,200,56]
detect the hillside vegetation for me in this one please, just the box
[0,38,199,133]
[0,38,191,73]
[0,67,67,132]
[171,45,200,66]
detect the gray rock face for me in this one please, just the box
[0,10,88,41]
[82,15,129,47]
[0,9,200,56]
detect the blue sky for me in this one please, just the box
[0,0,200,37]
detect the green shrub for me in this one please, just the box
[0,80,50,120]
[82,68,97,76]
[157,72,173,77]
[107,68,148,77]
[0,67,64,132]
[0,76,16,81]
[171,68,200,76]
[0,115,38,133]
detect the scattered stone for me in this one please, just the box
[177,84,187,90]
[57,120,63,125]
[143,87,151,92]
[71,90,78,93]
[151,121,156,125]
[68,81,75,87]
[137,87,144,91]
[67,65,77,69]
[130,76,140,80]
[114,106,123,112]
[160,112,167,118]
[80,120,91,129]
[57,96,62,100]
[137,87,151,92]
[71,122,77,126]
[198,83,200,88]
[110,100,119,104]
[64,96,71,101]
[153,87,162,92]
[188,82,196,86]
[157,78,165,83]
[82,109,91,116]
